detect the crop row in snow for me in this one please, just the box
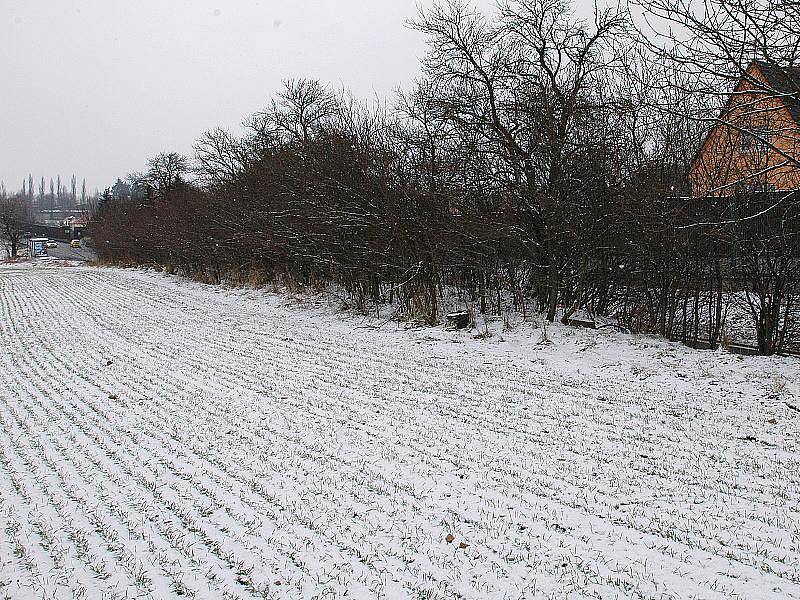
[0,263,798,599]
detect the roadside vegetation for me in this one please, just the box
[89,0,800,355]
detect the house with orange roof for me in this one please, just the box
[689,61,800,197]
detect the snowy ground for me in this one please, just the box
[0,262,799,600]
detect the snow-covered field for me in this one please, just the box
[1,262,799,600]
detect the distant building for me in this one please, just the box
[36,209,89,227]
[690,61,800,197]
[64,214,89,239]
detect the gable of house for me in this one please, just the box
[755,61,800,125]
[690,61,800,197]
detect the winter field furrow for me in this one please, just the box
[1,263,799,599]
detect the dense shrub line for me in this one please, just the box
[89,1,800,355]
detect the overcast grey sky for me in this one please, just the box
[2,0,592,194]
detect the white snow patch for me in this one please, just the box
[0,263,798,599]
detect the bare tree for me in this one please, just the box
[265,79,340,148]
[412,0,629,319]
[0,194,30,258]
[194,128,253,187]
[131,152,190,198]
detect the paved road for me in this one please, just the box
[2,240,96,262]
[41,240,97,262]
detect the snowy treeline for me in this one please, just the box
[89,0,800,355]
[3,174,91,212]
